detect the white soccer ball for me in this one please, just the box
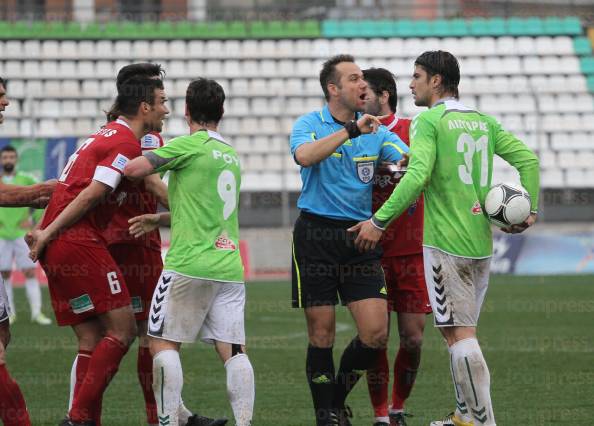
[484,182,531,228]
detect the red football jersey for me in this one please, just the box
[103,132,164,251]
[41,120,141,248]
[372,114,424,257]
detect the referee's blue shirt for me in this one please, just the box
[290,105,409,221]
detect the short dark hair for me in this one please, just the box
[1,145,17,155]
[108,64,164,122]
[414,51,460,98]
[109,76,164,119]
[116,63,164,89]
[186,78,225,125]
[319,54,356,101]
[363,68,398,113]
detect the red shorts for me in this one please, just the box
[41,239,131,326]
[108,244,163,321]
[382,253,432,313]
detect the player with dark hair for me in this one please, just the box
[362,68,430,426]
[290,55,409,426]
[96,63,170,426]
[125,77,253,426]
[28,76,169,426]
[349,51,540,426]
[0,77,55,426]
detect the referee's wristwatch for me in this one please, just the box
[345,120,361,139]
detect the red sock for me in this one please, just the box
[70,335,128,422]
[366,348,389,418]
[391,346,421,410]
[0,364,31,426]
[138,345,157,424]
[73,350,92,403]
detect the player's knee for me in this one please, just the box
[360,327,388,349]
[23,269,35,279]
[308,330,335,348]
[400,333,424,351]
[108,320,137,346]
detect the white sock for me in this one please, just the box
[448,345,471,423]
[178,400,192,425]
[375,416,390,423]
[153,350,183,426]
[450,338,496,426]
[68,354,78,411]
[4,279,15,315]
[25,278,42,318]
[225,354,254,426]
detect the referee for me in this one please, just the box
[290,54,409,426]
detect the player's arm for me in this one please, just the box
[348,115,436,251]
[28,180,111,261]
[128,212,171,238]
[292,114,384,167]
[124,156,155,179]
[0,180,55,208]
[125,136,193,179]
[143,173,169,209]
[494,125,540,233]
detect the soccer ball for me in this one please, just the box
[484,183,531,228]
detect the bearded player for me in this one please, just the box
[362,68,430,426]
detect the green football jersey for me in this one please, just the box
[0,172,40,240]
[375,99,540,258]
[150,129,244,283]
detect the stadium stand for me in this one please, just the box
[0,16,593,191]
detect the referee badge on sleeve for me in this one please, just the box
[357,161,375,184]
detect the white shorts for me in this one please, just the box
[147,271,246,345]
[0,238,36,271]
[423,247,491,327]
[0,279,10,323]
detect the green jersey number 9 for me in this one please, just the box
[217,170,237,220]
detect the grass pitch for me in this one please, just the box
[7,275,594,425]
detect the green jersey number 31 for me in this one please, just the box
[457,133,488,187]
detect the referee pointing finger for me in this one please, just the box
[289,55,409,426]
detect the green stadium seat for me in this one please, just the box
[321,20,340,38]
[248,20,267,38]
[431,19,451,37]
[373,20,395,37]
[79,22,102,39]
[11,21,31,39]
[227,21,247,38]
[486,17,506,36]
[574,37,593,55]
[46,21,68,39]
[449,19,469,36]
[338,20,359,37]
[562,17,582,35]
[469,18,488,36]
[580,57,594,74]
[396,19,415,37]
[412,19,432,36]
[542,17,564,35]
[359,20,379,37]
[157,21,175,39]
[302,20,320,38]
[64,21,84,39]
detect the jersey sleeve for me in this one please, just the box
[493,122,540,212]
[374,113,436,226]
[289,114,316,161]
[94,140,141,190]
[379,128,409,162]
[146,136,197,173]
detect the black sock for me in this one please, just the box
[306,345,335,425]
[334,336,379,408]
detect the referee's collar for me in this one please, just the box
[319,105,362,124]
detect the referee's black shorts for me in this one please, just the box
[291,211,387,308]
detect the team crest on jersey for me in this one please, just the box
[471,201,483,215]
[215,234,237,251]
[357,161,375,184]
[141,134,160,149]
